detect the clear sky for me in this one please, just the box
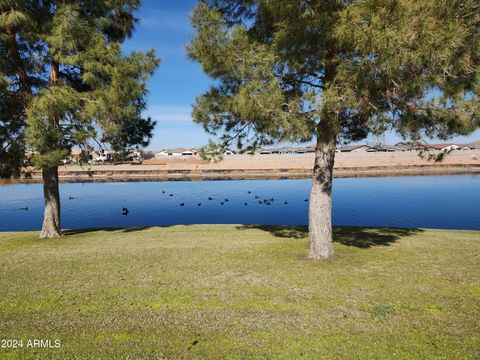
[124,0,480,150]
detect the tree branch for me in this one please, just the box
[4,25,31,94]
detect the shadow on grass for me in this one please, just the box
[63,226,154,235]
[63,224,424,249]
[237,225,424,248]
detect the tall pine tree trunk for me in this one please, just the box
[39,60,62,239]
[40,166,61,238]
[308,117,337,259]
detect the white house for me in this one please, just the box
[155,148,198,157]
[429,144,459,152]
[181,148,198,156]
[94,150,112,163]
[338,145,371,153]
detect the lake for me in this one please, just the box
[0,175,479,231]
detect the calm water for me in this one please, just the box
[0,175,479,231]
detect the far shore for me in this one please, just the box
[4,150,480,183]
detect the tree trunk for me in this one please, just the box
[39,60,62,239]
[5,25,30,94]
[40,166,61,238]
[308,117,337,259]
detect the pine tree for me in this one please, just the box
[0,0,159,238]
[188,0,480,259]
[0,89,24,178]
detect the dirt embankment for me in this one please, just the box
[9,150,480,183]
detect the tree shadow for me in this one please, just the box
[333,226,424,248]
[237,225,308,239]
[237,225,424,248]
[62,226,154,235]
[63,224,424,249]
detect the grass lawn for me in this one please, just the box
[0,225,479,359]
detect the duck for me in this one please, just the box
[19,206,28,211]
[69,196,75,200]
[169,194,174,197]
[220,202,224,205]
[180,203,185,206]
[247,191,251,194]
[162,190,165,194]
[122,208,129,215]
[244,202,248,206]
[284,201,288,205]
[224,198,229,202]
[304,198,308,202]
[197,203,202,206]
[254,195,260,199]
[208,197,213,200]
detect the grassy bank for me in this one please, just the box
[0,225,478,359]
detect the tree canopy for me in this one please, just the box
[0,0,159,171]
[188,0,480,152]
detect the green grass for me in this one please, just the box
[0,225,479,359]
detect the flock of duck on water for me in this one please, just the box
[18,191,309,215]
[116,190,309,216]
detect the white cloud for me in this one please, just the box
[144,105,193,122]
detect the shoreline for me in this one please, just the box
[4,151,480,183]
[3,163,480,184]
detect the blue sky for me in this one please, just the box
[124,0,480,150]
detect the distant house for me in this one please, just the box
[393,141,425,151]
[338,145,371,152]
[169,148,187,156]
[68,149,87,163]
[94,150,112,163]
[468,140,480,149]
[69,149,81,162]
[258,148,272,155]
[458,141,480,150]
[155,148,198,157]
[428,144,459,152]
[255,145,313,154]
[275,147,297,154]
[60,149,90,164]
[367,144,396,152]
[257,146,312,154]
[181,148,198,156]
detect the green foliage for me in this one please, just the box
[335,0,480,140]
[0,0,159,175]
[198,139,225,162]
[188,0,480,151]
[0,87,25,177]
